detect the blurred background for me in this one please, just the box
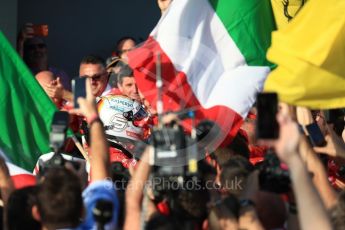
[0,0,160,76]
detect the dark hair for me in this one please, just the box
[115,62,134,85]
[211,194,240,219]
[116,36,136,53]
[255,191,286,229]
[226,131,250,159]
[36,168,83,229]
[80,54,106,67]
[172,187,210,226]
[212,131,250,167]
[221,155,254,172]
[220,161,249,197]
[146,214,179,230]
[6,186,41,230]
[208,195,240,230]
[198,159,217,180]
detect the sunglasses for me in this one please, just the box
[84,72,108,81]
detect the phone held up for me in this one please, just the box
[305,123,327,147]
[32,24,49,37]
[256,92,279,140]
[72,77,87,109]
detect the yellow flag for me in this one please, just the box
[271,0,308,29]
[264,0,345,109]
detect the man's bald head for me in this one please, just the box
[36,71,55,87]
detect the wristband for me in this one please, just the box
[86,113,99,124]
[88,118,103,128]
[87,114,102,128]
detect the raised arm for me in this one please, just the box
[299,136,338,208]
[296,107,338,208]
[274,114,332,230]
[124,147,152,230]
[71,78,109,181]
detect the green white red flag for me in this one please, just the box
[128,0,275,144]
[0,31,57,170]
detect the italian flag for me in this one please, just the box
[8,162,37,189]
[0,150,36,189]
[128,0,276,145]
[0,31,57,171]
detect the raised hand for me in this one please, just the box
[259,113,301,165]
[45,77,64,100]
[69,78,97,120]
[314,124,345,158]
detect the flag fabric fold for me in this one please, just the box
[264,0,345,109]
[128,0,275,143]
[7,162,37,189]
[0,31,57,170]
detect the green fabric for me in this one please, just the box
[209,0,276,68]
[0,31,57,170]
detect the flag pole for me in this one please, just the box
[156,52,163,129]
[71,135,89,162]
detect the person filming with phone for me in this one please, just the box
[17,23,71,91]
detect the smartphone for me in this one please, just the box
[256,92,279,139]
[72,77,87,109]
[305,123,326,147]
[32,24,48,37]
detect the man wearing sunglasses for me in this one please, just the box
[42,54,111,105]
[79,55,111,98]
